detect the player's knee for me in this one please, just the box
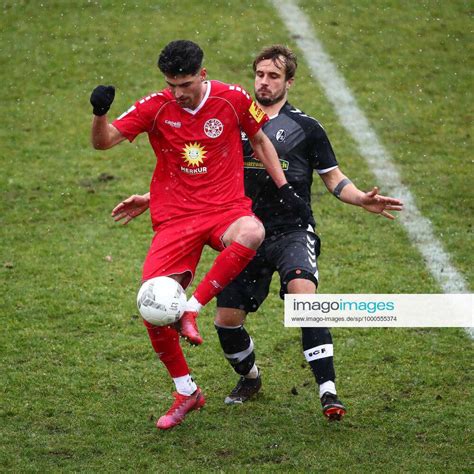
[215,308,246,327]
[235,219,265,249]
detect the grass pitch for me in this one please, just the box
[1,1,472,472]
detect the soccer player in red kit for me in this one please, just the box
[90,40,310,429]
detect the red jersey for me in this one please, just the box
[112,80,268,227]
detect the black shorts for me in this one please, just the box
[217,229,321,313]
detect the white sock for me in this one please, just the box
[186,296,203,313]
[244,364,259,379]
[173,374,197,396]
[319,381,336,399]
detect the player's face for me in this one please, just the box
[164,69,207,109]
[254,58,293,106]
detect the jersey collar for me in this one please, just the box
[182,81,211,115]
[263,100,289,120]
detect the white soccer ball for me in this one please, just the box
[137,276,187,326]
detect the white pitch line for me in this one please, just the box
[271,0,472,337]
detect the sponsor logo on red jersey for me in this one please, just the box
[181,142,208,175]
[165,119,182,128]
[249,101,265,123]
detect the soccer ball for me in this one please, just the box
[137,276,187,326]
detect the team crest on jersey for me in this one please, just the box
[249,101,265,123]
[276,129,286,142]
[204,118,223,138]
[181,142,208,174]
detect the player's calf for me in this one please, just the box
[215,324,262,403]
[215,324,256,375]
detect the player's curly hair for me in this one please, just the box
[158,40,204,76]
[253,45,297,80]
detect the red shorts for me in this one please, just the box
[142,205,257,288]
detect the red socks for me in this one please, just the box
[144,321,190,378]
[194,241,256,306]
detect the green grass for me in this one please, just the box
[1,0,472,472]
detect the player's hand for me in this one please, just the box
[277,183,312,223]
[111,193,150,225]
[90,85,115,116]
[360,187,404,219]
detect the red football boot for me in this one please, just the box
[156,388,206,430]
[178,311,203,345]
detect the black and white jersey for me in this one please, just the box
[242,102,338,235]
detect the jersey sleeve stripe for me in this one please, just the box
[317,165,338,175]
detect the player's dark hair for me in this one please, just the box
[158,40,204,76]
[253,45,297,80]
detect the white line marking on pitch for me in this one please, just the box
[271,0,472,337]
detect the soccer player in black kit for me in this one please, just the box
[112,45,403,420]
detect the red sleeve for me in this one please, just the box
[229,85,269,137]
[112,102,146,142]
[112,93,165,142]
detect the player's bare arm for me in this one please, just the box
[91,117,126,149]
[248,129,287,188]
[320,167,404,219]
[90,85,127,149]
[111,193,150,225]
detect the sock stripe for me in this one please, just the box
[224,338,254,362]
[304,344,333,361]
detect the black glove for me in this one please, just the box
[277,183,312,223]
[90,85,115,116]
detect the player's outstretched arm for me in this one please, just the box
[320,168,403,220]
[90,85,126,150]
[111,193,150,225]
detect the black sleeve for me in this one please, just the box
[308,121,338,171]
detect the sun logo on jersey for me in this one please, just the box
[182,142,207,167]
